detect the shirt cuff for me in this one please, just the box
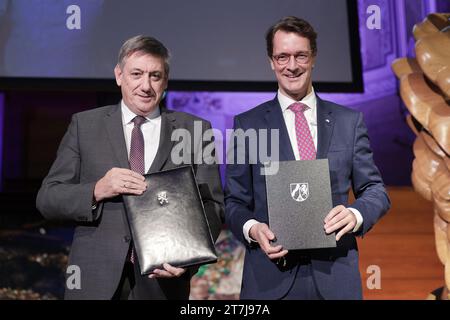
[243,219,260,243]
[348,207,363,233]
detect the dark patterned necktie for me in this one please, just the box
[288,102,316,160]
[129,115,146,175]
[129,115,146,264]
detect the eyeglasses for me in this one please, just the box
[272,51,313,65]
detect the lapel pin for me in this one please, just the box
[325,119,330,123]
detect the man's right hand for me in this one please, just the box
[249,223,288,260]
[94,168,147,202]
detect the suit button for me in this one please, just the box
[123,235,131,243]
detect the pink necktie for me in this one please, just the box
[288,102,316,160]
[128,115,146,264]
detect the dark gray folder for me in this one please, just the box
[265,159,336,250]
[123,166,217,275]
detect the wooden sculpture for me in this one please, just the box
[392,13,450,300]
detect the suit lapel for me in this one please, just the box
[104,104,129,169]
[263,97,295,161]
[148,109,176,173]
[316,96,335,159]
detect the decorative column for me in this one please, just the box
[392,13,450,300]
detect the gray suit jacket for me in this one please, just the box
[36,104,224,299]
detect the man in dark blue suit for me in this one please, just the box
[225,16,390,299]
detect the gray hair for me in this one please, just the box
[117,35,170,76]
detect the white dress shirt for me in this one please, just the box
[243,89,363,243]
[121,101,161,173]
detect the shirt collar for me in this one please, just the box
[121,100,161,125]
[278,87,317,113]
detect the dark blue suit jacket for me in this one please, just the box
[224,96,390,299]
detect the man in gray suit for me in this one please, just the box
[36,35,224,300]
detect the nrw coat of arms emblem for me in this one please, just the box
[290,183,309,202]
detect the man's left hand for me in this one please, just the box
[149,263,186,279]
[324,205,356,241]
